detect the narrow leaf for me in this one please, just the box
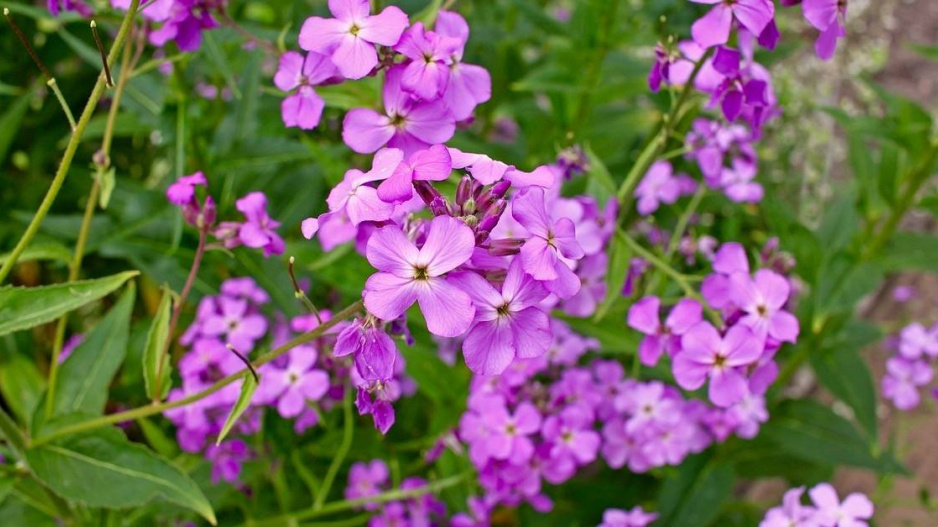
[216,375,258,445]
[51,284,135,418]
[594,228,631,321]
[142,290,173,401]
[26,427,216,524]
[98,168,116,210]
[0,271,138,337]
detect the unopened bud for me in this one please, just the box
[487,238,524,256]
[93,149,109,168]
[414,180,442,207]
[455,175,472,207]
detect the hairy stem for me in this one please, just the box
[0,0,141,285]
[31,301,364,446]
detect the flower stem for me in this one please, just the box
[0,0,142,286]
[313,388,355,511]
[30,300,364,446]
[46,78,77,131]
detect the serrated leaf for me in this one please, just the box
[98,168,116,210]
[26,427,216,524]
[216,375,258,445]
[0,271,138,337]
[142,290,173,401]
[50,284,135,418]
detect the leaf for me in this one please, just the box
[583,145,616,203]
[98,168,116,210]
[26,427,216,524]
[0,271,138,337]
[50,284,135,418]
[594,228,631,321]
[0,337,46,425]
[0,242,71,266]
[816,190,860,253]
[657,452,735,527]
[762,400,907,475]
[909,43,938,62]
[142,289,173,401]
[810,345,879,441]
[881,232,938,271]
[216,375,258,445]
[0,83,35,166]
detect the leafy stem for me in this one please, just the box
[0,0,142,285]
[30,300,365,447]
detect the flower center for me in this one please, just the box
[349,24,360,36]
[714,354,727,368]
[390,113,407,128]
[414,266,429,281]
[496,303,511,317]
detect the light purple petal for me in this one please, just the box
[416,278,475,337]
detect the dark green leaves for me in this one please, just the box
[26,427,216,524]
[142,290,173,401]
[0,271,138,336]
[216,375,258,445]
[49,284,135,418]
[809,341,880,440]
[657,453,734,527]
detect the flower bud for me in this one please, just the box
[414,181,442,208]
[455,175,472,207]
[487,238,524,256]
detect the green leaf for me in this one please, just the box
[881,232,938,271]
[594,228,632,321]
[909,43,938,62]
[98,168,116,210]
[136,417,179,459]
[216,375,258,445]
[583,145,616,203]
[762,400,907,475]
[26,427,216,524]
[810,345,879,441]
[50,284,135,418]
[0,271,138,337]
[142,290,173,401]
[0,337,46,425]
[0,242,71,266]
[816,190,860,253]
[657,453,735,527]
[0,84,35,166]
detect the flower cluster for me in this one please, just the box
[343,460,447,526]
[598,506,658,527]
[882,321,938,410]
[629,241,798,408]
[109,0,223,52]
[759,483,873,527]
[166,172,285,257]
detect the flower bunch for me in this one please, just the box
[343,461,448,527]
[882,321,938,410]
[759,483,874,527]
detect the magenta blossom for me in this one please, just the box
[511,187,585,299]
[335,318,399,382]
[675,322,762,406]
[809,483,874,527]
[627,296,703,366]
[435,10,492,121]
[257,346,330,418]
[897,322,938,360]
[689,0,775,49]
[327,149,400,225]
[201,297,268,352]
[599,506,659,527]
[377,144,452,203]
[363,216,475,337]
[299,0,409,80]
[345,459,389,510]
[729,269,799,343]
[395,22,460,101]
[635,160,693,215]
[149,0,221,52]
[234,192,284,257]
[759,486,815,527]
[274,51,339,130]
[542,406,601,466]
[882,357,933,410]
[343,65,456,155]
[450,259,552,375]
[803,0,848,60]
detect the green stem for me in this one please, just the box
[313,389,354,511]
[31,300,364,446]
[665,185,706,258]
[0,0,141,285]
[46,78,76,131]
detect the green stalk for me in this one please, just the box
[0,0,142,285]
[313,389,355,511]
[31,300,364,446]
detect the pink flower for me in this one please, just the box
[257,346,330,418]
[674,322,762,407]
[327,149,400,225]
[627,296,703,366]
[635,160,687,215]
[882,357,933,410]
[395,22,460,101]
[511,187,585,299]
[201,297,268,352]
[729,269,799,343]
[897,322,938,360]
[435,11,491,120]
[235,192,284,257]
[298,0,409,80]
[449,259,551,375]
[363,216,476,337]
[274,51,339,130]
[599,506,659,527]
[809,483,874,527]
[342,65,456,155]
[689,0,775,49]
[803,0,848,60]
[759,486,815,527]
[376,145,452,203]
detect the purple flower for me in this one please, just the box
[451,496,491,527]
[356,381,398,434]
[395,23,460,101]
[511,187,585,299]
[335,319,399,382]
[257,346,330,418]
[299,0,409,80]
[759,486,816,527]
[803,0,848,60]
[343,65,456,155]
[435,11,492,121]
[635,160,690,215]
[563,252,608,317]
[149,0,221,52]
[274,51,339,130]
[675,323,762,407]
[345,459,389,509]
[449,259,551,375]
[728,392,768,438]
[598,506,659,527]
[205,439,251,485]
[882,357,933,410]
[689,0,775,49]
[809,483,874,527]
[898,323,938,360]
[729,269,799,343]
[231,192,284,257]
[627,296,703,366]
[327,149,400,225]
[718,158,764,202]
[48,0,92,17]
[478,397,542,464]
[542,406,601,466]
[363,216,475,337]
[376,145,452,203]
[201,296,268,352]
